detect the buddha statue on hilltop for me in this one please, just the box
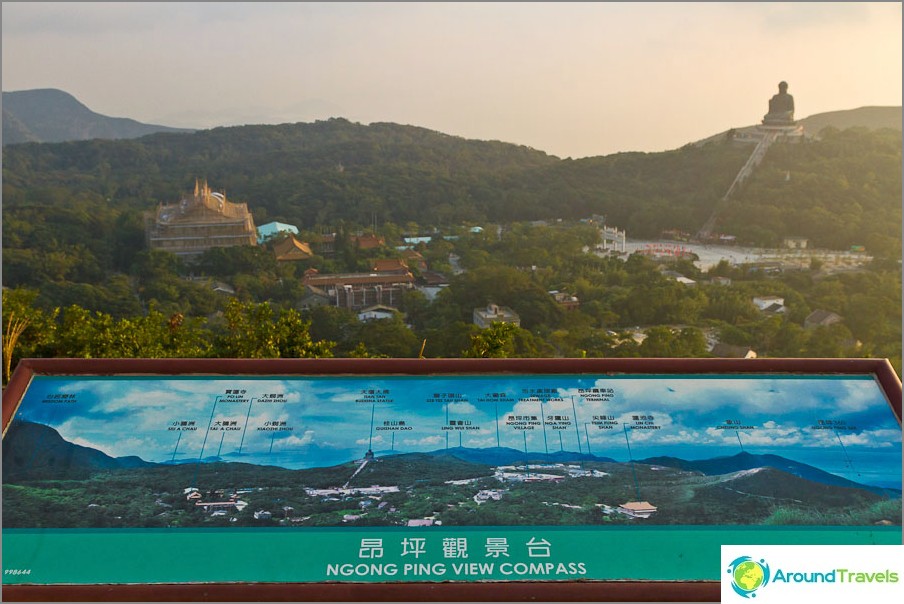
[763,81,795,125]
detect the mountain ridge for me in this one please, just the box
[5,87,900,153]
[2,88,194,145]
[2,419,156,481]
[639,451,900,498]
[5,420,895,502]
[421,445,618,465]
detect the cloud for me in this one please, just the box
[654,429,705,446]
[2,3,162,36]
[356,435,384,446]
[837,428,901,449]
[402,435,443,447]
[445,401,478,415]
[464,435,498,448]
[273,430,315,449]
[749,2,873,33]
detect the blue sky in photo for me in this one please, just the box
[12,373,901,487]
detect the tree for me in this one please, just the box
[2,289,59,383]
[275,308,336,358]
[805,324,857,358]
[306,305,359,348]
[215,299,334,358]
[217,299,283,358]
[351,316,420,358]
[638,326,708,357]
[3,310,30,383]
[462,322,518,358]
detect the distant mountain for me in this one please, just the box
[2,107,37,143]
[639,451,899,498]
[2,420,155,481]
[716,466,886,507]
[349,451,495,485]
[799,106,902,134]
[428,446,617,466]
[2,88,193,145]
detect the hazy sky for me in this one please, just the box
[2,2,901,158]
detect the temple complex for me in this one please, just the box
[146,179,257,259]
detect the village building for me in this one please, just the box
[417,271,450,301]
[473,303,521,328]
[549,291,580,311]
[146,179,257,259]
[474,490,504,504]
[271,234,314,262]
[257,221,299,244]
[783,236,809,249]
[351,233,385,250]
[299,284,332,310]
[401,250,428,271]
[371,258,410,274]
[617,501,658,519]
[747,262,783,276]
[302,267,415,310]
[311,232,385,255]
[752,296,786,314]
[357,305,401,322]
[196,500,247,512]
[711,342,758,359]
[804,309,843,329]
[313,232,337,256]
[406,518,435,527]
[661,270,696,286]
[210,281,236,296]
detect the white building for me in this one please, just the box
[752,296,786,314]
[473,303,521,328]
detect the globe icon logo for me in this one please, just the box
[727,556,770,598]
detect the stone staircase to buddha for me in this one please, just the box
[696,131,779,240]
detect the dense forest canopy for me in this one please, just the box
[3,119,899,248]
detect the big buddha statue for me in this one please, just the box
[763,81,795,125]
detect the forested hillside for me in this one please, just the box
[2,119,901,377]
[4,120,899,250]
[720,128,902,254]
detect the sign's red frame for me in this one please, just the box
[2,357,901,602]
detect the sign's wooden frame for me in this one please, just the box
[3,357,901,602]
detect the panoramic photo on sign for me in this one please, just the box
[3,371,901,585]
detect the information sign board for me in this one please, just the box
[2,358,901,601]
